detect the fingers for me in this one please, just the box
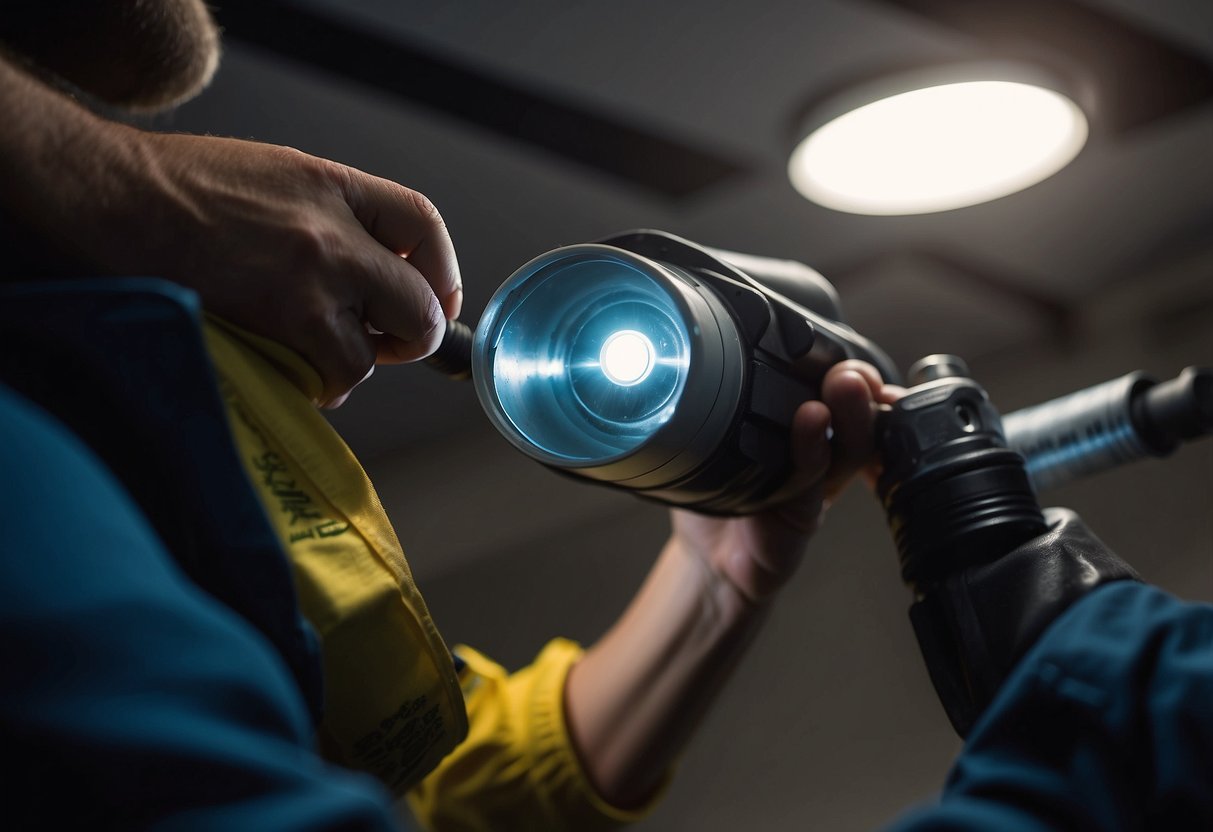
[293,303,377,408]
[143,138,463,407]
[877,380,907,406]
[356,236,448,363]
[833,359,884,398]
[323,362,375,409]
[820,360,883,497]
[778,398,832,495]
[339,169,463,322]
[295,168,459,402]
[767,361,884,528]
[761,400,830,544]
[372,323,445,364]
[279,236,436,404]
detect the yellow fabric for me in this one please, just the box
[203,317,467,792]
[409,640,659,832]
[202,318,660,829]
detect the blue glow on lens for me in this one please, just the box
[493,356,566,380]
[484,254,692,462]
[566,300,687,429]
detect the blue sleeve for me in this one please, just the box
[0,385,401,830]
[887,581,1213,830]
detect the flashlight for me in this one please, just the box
[433,232,1209,515]
[466,229,899,515]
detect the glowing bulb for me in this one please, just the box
[788,80,1088,215]
[600,330,655,386]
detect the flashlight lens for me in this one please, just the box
[567,300,685,427]
[600,330,654,386]
[476,251,693,463]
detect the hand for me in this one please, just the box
[107,131,462,407]
[670,360,900,606]
[563,360,903,805]
[2,41,454,406]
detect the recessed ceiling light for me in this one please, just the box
[789,77,1089,215]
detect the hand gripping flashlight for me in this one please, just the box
[460,229,899,515]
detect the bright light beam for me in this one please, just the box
[600,330,655,386]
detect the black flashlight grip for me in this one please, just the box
[424,319,474,380]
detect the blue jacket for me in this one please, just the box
[889,581,1213,830]
[0,380,400,829]
[0,280,400,828]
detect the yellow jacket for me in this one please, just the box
[203,319,655,830]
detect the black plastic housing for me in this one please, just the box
[877,374,1047,588]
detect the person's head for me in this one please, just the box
[0,0,220,113]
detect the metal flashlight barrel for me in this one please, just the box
[471,243,747,493]
[1004,367,1213,492]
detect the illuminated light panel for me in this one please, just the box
[789,81,1088,215]
[600,329,655,386]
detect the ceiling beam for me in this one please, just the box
[212,0,749,200]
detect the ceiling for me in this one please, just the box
[163,2,1212,827]
[161,0,1213,459]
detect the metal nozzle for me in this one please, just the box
[1004,366,1213,492]
[908,354,971,385]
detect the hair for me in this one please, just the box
[0,0,221,113]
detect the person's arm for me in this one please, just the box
[0,52,460,406]
[565,361,898,807]
[886,579,1213,831]
[0,382,401,830]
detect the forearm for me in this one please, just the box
[564,534,769,808]
[0,52,153,277]
[563,372,880,810]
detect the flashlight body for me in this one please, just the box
[472,230,899,515]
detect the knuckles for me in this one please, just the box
[404,188,445,230]
[274,144,334,182]
[287,217,343,265]
[193,140,448,397]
